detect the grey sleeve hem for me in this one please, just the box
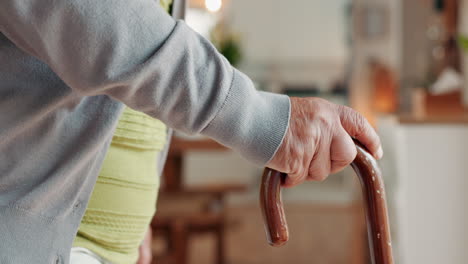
[202,69,291,165]
[263,92,291,165]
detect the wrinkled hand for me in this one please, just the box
[137,228,153,264]
[267,97,382,187]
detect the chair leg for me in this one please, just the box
[215,222,225,264]
[171,220,188,264]
[350,203,367,264]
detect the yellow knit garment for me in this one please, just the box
[73,107,167,264]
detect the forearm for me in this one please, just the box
[0,0,289,164]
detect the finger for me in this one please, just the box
[330,128,357,174]
[307,141,331,181]
[281,152,310,188]
[283,159,308,188]
[137,250,152,264]
[338,106,383,159]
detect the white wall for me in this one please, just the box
[224,0,349,63]
[222,0,350,89]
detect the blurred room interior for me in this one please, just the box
[151,0,468,263]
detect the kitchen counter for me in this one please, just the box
[398,91,468,124]
[398,111,468,124]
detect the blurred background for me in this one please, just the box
[152,0,468,263]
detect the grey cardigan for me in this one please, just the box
[0,0,290,263]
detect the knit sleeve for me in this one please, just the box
[0,0,290,164]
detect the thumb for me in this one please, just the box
[330,127,357,174]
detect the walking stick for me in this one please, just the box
[260,142,394,264]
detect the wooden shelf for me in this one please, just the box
[169,137,227,154]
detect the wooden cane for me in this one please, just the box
[260,142,394,264]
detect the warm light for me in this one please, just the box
[205,0,222,12]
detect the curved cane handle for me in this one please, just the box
[260,142,394,264]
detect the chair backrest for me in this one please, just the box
[160,0,185,192]
[171,0,187,20]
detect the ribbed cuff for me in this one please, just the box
[202,69,290,165]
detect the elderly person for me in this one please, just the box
[0,0,382,263]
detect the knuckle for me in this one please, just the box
[290,159,303,176]
[353,112,366,128]
[289,165,308,184]
[344,146,358,163]
[311,98,332,113]
[316,114,331,127]
[339,143,358,164]
[287,172,307,187]
[308,167,329,182]
[336,104,348,116]
[332,159,351,170]
[313,97,329,105]
[314,112,336,131]
[314,173,328,182]
[348,112,367,137]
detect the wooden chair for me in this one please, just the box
[152,184,246,264]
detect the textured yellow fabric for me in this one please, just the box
[73,106,167,264]
[112,107,167,150]
[160,0,172,12]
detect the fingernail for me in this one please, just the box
[375,146,383,160]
